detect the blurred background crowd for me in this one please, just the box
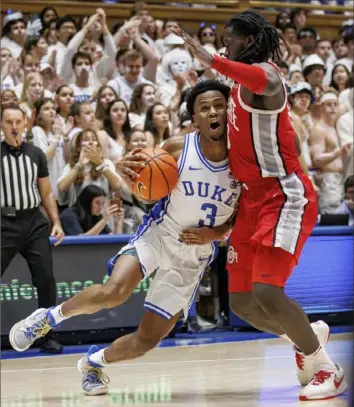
[1,0,353,331]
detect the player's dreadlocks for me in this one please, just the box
[225,10,281,65]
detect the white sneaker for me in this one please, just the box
[77,345,110,396]
[299,364,348,401]
[9,308,55,352]
[296,320,330,386]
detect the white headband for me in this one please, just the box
[320,92,338,104]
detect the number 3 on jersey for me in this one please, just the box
[199,203,217,227]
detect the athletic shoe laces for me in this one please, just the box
[24,317,51,339]
[311,370,333,386]
[86,368,110,385]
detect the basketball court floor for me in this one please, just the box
[1,333,352,407]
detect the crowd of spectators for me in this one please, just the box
[1,2,353,228]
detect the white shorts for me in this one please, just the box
[318,172,344,214]
[116,219,218,320]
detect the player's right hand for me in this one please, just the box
[115,148,147,181]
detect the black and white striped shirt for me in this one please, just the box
[1,141,49,210]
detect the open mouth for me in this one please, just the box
[209,120,221,131]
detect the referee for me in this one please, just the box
[1,105,65,354]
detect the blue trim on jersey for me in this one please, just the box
[106,250,146,278]
[178,134,189,176]
[144,302,173,319]
[188,242,218,310]
[129,194,171,244]
[195,133,229,172]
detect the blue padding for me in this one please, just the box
[50,227,353,246]
[49,234,132,246]
[311,226,353,236]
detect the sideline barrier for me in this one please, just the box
[1,227,352,334]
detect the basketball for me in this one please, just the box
[133,147,178,201]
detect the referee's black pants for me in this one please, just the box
[1,208,57,310]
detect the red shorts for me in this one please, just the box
[227,172,318,293]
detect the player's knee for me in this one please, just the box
[253,283,280,311]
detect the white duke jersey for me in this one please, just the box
[122,132,240,320]
[131,131,241,243]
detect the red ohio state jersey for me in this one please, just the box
[227,77,301,183]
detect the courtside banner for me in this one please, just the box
[1,235,148,334]
[1,228,353,334]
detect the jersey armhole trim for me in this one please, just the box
[237,66,288,115]
[177,133,190,176]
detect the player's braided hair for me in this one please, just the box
[225,10,281,65]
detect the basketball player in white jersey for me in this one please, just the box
[9,80,241,396]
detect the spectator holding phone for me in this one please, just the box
[60,185,124,235]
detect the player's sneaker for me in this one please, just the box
[77,345,110,396]
[296,320,330,386]
[9,308,56,352]
[299,364,348,401]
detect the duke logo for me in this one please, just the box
[228,245,238,264]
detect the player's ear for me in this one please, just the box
[192,114,199,128]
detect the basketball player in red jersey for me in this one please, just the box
[172,11,347,401]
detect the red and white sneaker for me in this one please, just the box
[299,364,348,401]
[296,320,330,386]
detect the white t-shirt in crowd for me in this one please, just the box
[339,88,353,110]
[107,75,152,106]
[128,112,146,129]
[32,126,67,204]
[70,84,94,103]
[57,159,116,206]
[68,127,82,142]
[48,42,67,75]
[0,36,23,58]
[1,75,14,91]
[107,136,124,162]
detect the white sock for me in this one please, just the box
[89,349,109,367]
[49,304,70,325]
[307,346,336,369]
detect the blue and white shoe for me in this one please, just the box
[77,345,110,396]
[9,308,56,352]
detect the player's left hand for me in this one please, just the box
[170,24,213,68]
[51,222,65,246]
[180,227,218,245]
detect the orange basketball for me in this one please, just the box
[133,147,178,201]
